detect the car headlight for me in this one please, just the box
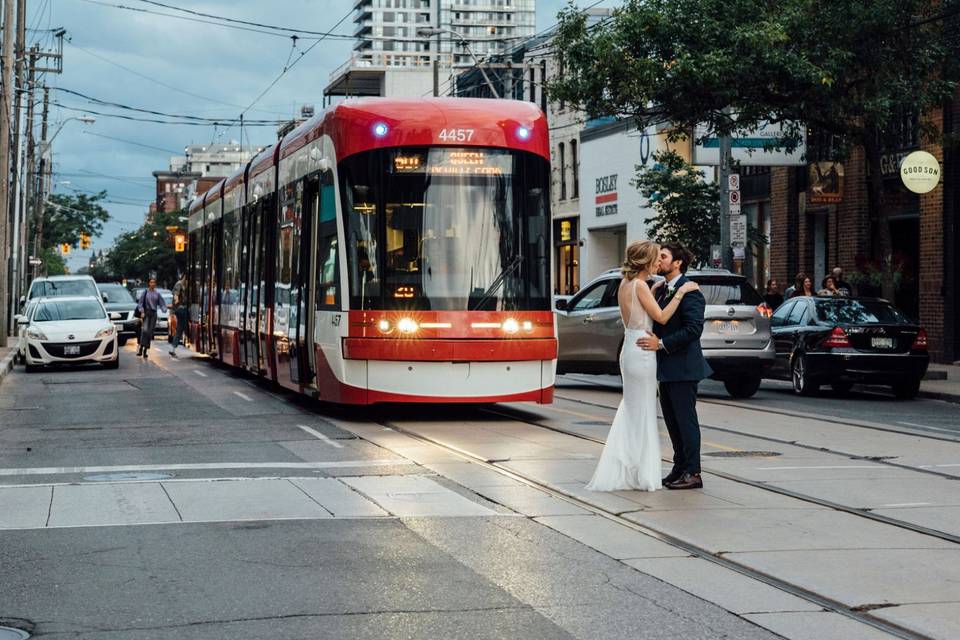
[95,326,116,339]
[25,327,48,340]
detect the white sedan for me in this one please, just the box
[18,296,120,372]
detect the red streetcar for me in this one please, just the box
[187,98,556,404]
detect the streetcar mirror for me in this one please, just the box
[555,299,568,311]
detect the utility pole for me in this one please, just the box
[718,132,732,270]
[24,48,37,279]
[32,84,48,280]
[8,0,25,317]
[0,0,17,344]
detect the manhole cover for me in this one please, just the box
[704,451,781,458]
[83,472,173,482]
[0,627,31,639]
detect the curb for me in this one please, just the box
[919,389,960,404]
[0,349,15,386]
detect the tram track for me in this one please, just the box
[552,391,960,482]
[371,415,939,640]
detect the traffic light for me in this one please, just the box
[174,233,187,252]
[60,243,71,255]
[80,233,91,250]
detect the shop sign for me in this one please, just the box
[808,161,844,204]
[899,150,941,194]
[595,173,618,217]
[556,218,579,245]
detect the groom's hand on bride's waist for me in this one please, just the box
[637,335,662,351]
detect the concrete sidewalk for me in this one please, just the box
[0,346,14,386]
[922,363,960,403]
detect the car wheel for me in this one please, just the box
[830,381,854,395]
[724,376,761,398]
[791,354,818,396]
[892,378,921,399]
[24,363,39,373]
[103,355,120,370]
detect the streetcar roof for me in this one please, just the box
[187,196,203,215]
[279,97,550,163]
[203,178,225,205]
[223,166,244,192]
[248,143,280,181]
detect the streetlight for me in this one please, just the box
[416,27,500,99]
[47,115,96,146]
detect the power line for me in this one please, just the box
[81,131,180,155]
[52,87,286,123]
[132,0,352,37]
[51,101,287,126]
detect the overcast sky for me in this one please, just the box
[28,0,616,271]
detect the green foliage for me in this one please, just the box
[634,150,719,266]
[39,192,111,249]
[104,208,186,287]
[39,246,67,276]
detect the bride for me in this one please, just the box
[586,240,699,492]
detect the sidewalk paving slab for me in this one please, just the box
[0,485,51,529]
[871,602,960,640]
[48,482,180,527]
[534,514,689,560]
[743,611,902,640]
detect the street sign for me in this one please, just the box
[730,215,747,247]
[693,121,806,166]
[728,174,740,190]
[729,190,741,205]
[29,257,42,266]
[729,202,742,215]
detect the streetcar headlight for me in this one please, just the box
[397,317,419,334]
[522,320,534,333]
[516,125,531,140]
[502,318,520,335]
[377,319,392,334]
[373,122,389,137]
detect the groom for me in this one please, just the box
[637,243,712,490]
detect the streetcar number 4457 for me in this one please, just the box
[438,128,475,142]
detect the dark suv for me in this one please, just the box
[555,268,775,397]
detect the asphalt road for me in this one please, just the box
[0,345,779,640]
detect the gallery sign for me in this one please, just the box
[900,151,941,194]
[693,122,806,166]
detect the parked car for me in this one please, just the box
[12,299,38,364]
[17,296,120,372]
[765,296,929,398]
[555,268,774,397]
[97,283,139,346]
[22,275,105,311]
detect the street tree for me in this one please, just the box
[550,0,960,297]
[39,192,111,249]
[105,208,186,286]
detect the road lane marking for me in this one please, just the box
[897,421,956,433]
[755,465,884,471]
[0,460,414,476]
[193,370,207,377]
[919,463,960,468]
[878,502,932,508]
[233,391,253,402]
[298,424,344,448]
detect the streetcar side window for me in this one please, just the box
[316,171,339,310]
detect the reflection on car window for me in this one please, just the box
[34,300,106,322]
[571,281,609,311]
[693,278,763,305]
[815,299,909,324]
[99,285,134,303]
[31,280,99,299]
[787,302,807,326]
[771,300,795,327]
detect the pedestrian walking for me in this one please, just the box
[136,278,167,359]
[169,274,189,358]
[764,279,784,310]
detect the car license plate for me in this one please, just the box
[64,345,80,355]
[871,337,894,348]
[712,320,739,333]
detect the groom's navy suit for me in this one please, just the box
[653,275,712,475]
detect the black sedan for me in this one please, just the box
[766,296,929,398]
[97,283,140,346]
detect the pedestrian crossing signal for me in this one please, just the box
[174,233,187,252]
[80,233,91,250]
[60,243,71,255]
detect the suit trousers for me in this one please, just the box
[140,313,157,350]
[659,380,702,474]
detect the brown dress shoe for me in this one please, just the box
[665,473,703,490]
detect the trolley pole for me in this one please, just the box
[0,0,16,344]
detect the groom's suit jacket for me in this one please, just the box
[652,275,712,382]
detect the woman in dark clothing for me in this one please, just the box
[137,278,168,358]
[790,273,815,298]
[764,279,784,309]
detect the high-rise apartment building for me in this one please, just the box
[325,0,536,99]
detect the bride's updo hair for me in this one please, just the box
[622,240,659,280]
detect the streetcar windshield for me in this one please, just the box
[340,147,550,311]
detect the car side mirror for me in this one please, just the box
[18,295,25,306]
[102,293,109,303]
[109,312,121,321]
[555,299,568,311]
[17,317,30,325]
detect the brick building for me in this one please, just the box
[766,104,959,364]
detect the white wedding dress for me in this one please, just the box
[586,278,662,492]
